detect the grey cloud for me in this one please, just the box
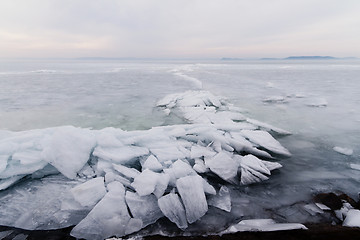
[0,0,359,58]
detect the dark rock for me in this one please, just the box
[338,194,358,208]
[314,193,343,210]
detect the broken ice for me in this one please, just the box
[0,90,292,239]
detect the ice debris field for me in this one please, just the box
[0,90,318,239]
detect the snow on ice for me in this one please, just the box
[0,90,293,239]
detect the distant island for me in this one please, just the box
[285,56,336,60]
[222,56,358,61]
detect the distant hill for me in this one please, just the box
[221,57,243,61]
[285,56,336,60]
[221,56,359,61]
[75,57,141,60]
[260,58,280,60]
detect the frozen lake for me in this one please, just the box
[0,58,359,237]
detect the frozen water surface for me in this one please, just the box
[0,59,360,238]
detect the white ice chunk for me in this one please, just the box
[240,167,267,185]
[205,152,238,181]
[0,175,24,190]
[262,95,287,104]
[12,150,43,165]
[227,133,273,159]
[246,118,291,135]
[343,209,360,227]
[202,178,216,195]
[71,182,141,240]
[0,155,8,173]
[131,169,159,196]
[60,198,84,211]
[238,155,272,185]
[333,146,353,156]
[350,164,360,171]
[303,204,324,215]
[153,173,170,198]
[71,177,106,207]
[95,159,113,175]
[222,219,307,233]
[315,203,331,211]
[95,131,124,148]
[150,147,185,162]
[158,193,188,229]
[142,155,163,172]
[181,107,213,124]
[104,171,132,188]
[125,191,163,227]
[77,164,96,179]
[306,98,328,107]
[239,155,271,176]
[261,160,282,171]
[240,130,291,157]
[112,163,140,179]
[335,205,352,221]
[164,159,196,186]
[215,111,245,122]
[42,126,96,179]
[93,146,149,164]
[176,175,208,223]
[190,145,216,159]
[193,159,208,173]
[208,186,231,212]
[0,160,48,178]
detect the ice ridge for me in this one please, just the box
[0,90,291,239]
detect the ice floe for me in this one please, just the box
[333,146,353,156]
[221,219,307,233]
[71,177,106,207]
[71,182,142,240]
[305,98,328,107]
[158,193,188,229]
[343,209,360,227]
[176,175,208,224]
[262,95,288,104]
[350,164,360,171]
[208,186,232,212]
[0,90,293,239]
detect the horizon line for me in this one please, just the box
[0,55,359,61]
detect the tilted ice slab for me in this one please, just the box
[221,219,307,233]
[0,90,292,239]
[333,146,353,156]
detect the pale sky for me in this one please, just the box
[0,0,359,58]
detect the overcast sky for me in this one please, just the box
[0,0,359,58]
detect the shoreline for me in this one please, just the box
[1,223,360,240]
